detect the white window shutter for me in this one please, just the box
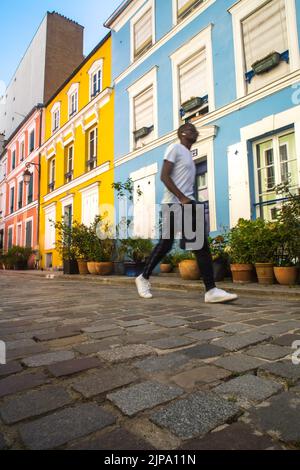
[134,9,152,56]
[82,189,99,226]
[178,0,199,17]
[179,50,207,104]
[227,142,251,228]
[134,87,153,130]
[45,207,56,250]
[133,174,156,238]
[242,0,288,71]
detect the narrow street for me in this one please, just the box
[0,272,300,450]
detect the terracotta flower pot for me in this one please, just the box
[95,261,114,276]
[160,263,173,273]
[179,260,200,280]
[274,266,298,286]
[230,264,254,283]
[255,263,274,285]
[87,262,98,275]
[77,259,89,275]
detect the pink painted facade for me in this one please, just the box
[2,106,43,255]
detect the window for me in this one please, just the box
[88,60,103,100]
[91,69,102,98]
[48,159,55,192]
[65,146,74,183]
[12,150,16,170]
[179,49,208,119]
[45,205,56,250]
[230,0,300,97]
[133,9,153,59]
[255,132,298,221]
[69,91,78,117]
[81,186,99,226]
[8,227,13,249]
[171,25,214,128]
[10,187,15,214]
[133,87,154,148]
[128,68,158,151]
[27,174,33,204]
[87,128,98,171]
[17,223,22,246]
[52,109,60,133]
[29,130,35,153]
[20,141,25,161]
[18,181,23,209]
[177,0,205,22]
[242,0,288,93]
[64,204,72,229]
[25,220,32,248]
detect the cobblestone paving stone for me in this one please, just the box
[0,273,300,449]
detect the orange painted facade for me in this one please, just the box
[2,106,43,257]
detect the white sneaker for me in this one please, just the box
[205,287,238,304]
[135,274,153,299]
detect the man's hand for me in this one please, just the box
[179,196,193,205]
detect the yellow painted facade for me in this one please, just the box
[39,33,114,269]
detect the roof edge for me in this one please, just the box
[104,0,133,28]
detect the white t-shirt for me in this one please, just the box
[161,143,196,204]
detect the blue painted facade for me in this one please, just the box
[107,0,300,235]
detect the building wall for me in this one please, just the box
[0,12,84,140]
[2,107,42,254]
[109,0,300,235]
[39,35,114,269]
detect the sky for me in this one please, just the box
[0,0,122,88]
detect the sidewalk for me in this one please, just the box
[1,269,300,300]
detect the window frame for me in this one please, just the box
[171,24,214,129]
[229,0,300,98]
[27,172,34,205]
[48,158,56,193]
[51,102,61,134]
[128,67,158,152]
[65,145,74,182]
[7,225,14,250]
[11,148,16,171]
[29,129,35,153]
[9,184,15,214]
[172,0,215,26]
[67,83,79,118]
[130,0,155,63]
[88,60,103,100]
[253,130,298,220]
[25,217,33,248]
[87,127,98,171]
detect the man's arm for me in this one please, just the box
[161,160,192,204]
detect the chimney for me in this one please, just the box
[0,133,5,154]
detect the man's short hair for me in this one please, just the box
[177,122,197,139]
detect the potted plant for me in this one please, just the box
[228,219,255,283]
[160,254,173,274]
[4,246,33,270]
[273,184,300,285]
[71,222,92,275]
[209,235,229,282]
[178,251,201,281]
[120,238,153,277]
[54,220,79,275]
[96,219,115,276]
[252,51,281,75]
[250,219,278,285]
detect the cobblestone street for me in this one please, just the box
[1,272,300,450]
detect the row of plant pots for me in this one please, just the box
[231,263,299,286]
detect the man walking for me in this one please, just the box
[135,122,238,304]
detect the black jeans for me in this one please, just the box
[143,203,216,292]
